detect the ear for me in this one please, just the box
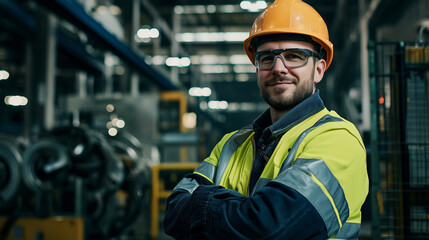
[313,59,326,84]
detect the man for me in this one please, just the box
[163,0,369,239]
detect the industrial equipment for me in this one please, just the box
[370,41,429,240]
[0,126,151,239]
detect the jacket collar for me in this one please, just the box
[253,89,325,140]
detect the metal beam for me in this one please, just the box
[0,0,36,31]
[328,0,381,131]
[34,0,177,90]
[57,32,105,75]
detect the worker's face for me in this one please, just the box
[256,40,326,112]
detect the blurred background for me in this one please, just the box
[0,0,428,239]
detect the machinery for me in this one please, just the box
[0,126,151,240]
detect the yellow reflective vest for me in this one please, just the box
[191,108,369,239]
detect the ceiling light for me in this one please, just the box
[0,70,10,80]
[146,55,191,67]
[233,65,256,73]
[166,57,191,67]
[177,33,194,42]
[220,5,239,13]
[174,6,185,14]
[190,54,252,66]
[175,4,243,14]
[201,65,230,73]
[145,55,166,65]
[199,55,220,64]
[240,1,267,12]
[191,55,229,65]
[207,5,216,13]
[189,87,212,97]
[4,95,28,106]
[137,28,159,39]
[176,32,248,42]
[208,100,228,110]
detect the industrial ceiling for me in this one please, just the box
[0,0,416,134]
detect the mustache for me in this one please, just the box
[264,76,297,86]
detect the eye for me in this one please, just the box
[284,51,306,61]
[259,54,275,63]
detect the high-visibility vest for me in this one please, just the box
[177,108,369,239]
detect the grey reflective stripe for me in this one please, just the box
[297,158,349,226]
[174,177,200,193]
[281,114,343,172]
[274,158,349,236]
[251,114,343,195]
[330,222,361,239]
[195,161,216,181]
[215,128,253,185]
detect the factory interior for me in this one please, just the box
[0,0,429,239]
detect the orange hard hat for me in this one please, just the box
[243,0,334,69]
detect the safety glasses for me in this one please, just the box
[254,48,322,70]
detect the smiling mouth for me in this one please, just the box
[265,76,297,86]
[268,81,294,87]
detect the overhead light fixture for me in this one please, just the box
[201,65,231,73]
[240,1,267,12]
[145,55,191,67]
[166,57,191,67]
[200,100,266,112]
[0,70,10,80]
[144,55,166,65]
[174,4,242,14]
[190,54,251,65]
[136,27,160,43]
[190,55,228,65]
[4,95,28,106]
[176,32,248,43]
[189,87,212,97]
[208,100,229,110]
[233,65,256,73]
[137,28,159,38]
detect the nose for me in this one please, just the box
[271,55,289,73]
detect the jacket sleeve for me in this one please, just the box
[163,179,327,240]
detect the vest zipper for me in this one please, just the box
[260,144,270,162]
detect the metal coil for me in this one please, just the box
[0,139,23,208]
[105,132,150,237]
[22,139,71,192]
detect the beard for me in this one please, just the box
[260,72,315,112]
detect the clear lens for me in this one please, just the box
[255,48,316,70]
